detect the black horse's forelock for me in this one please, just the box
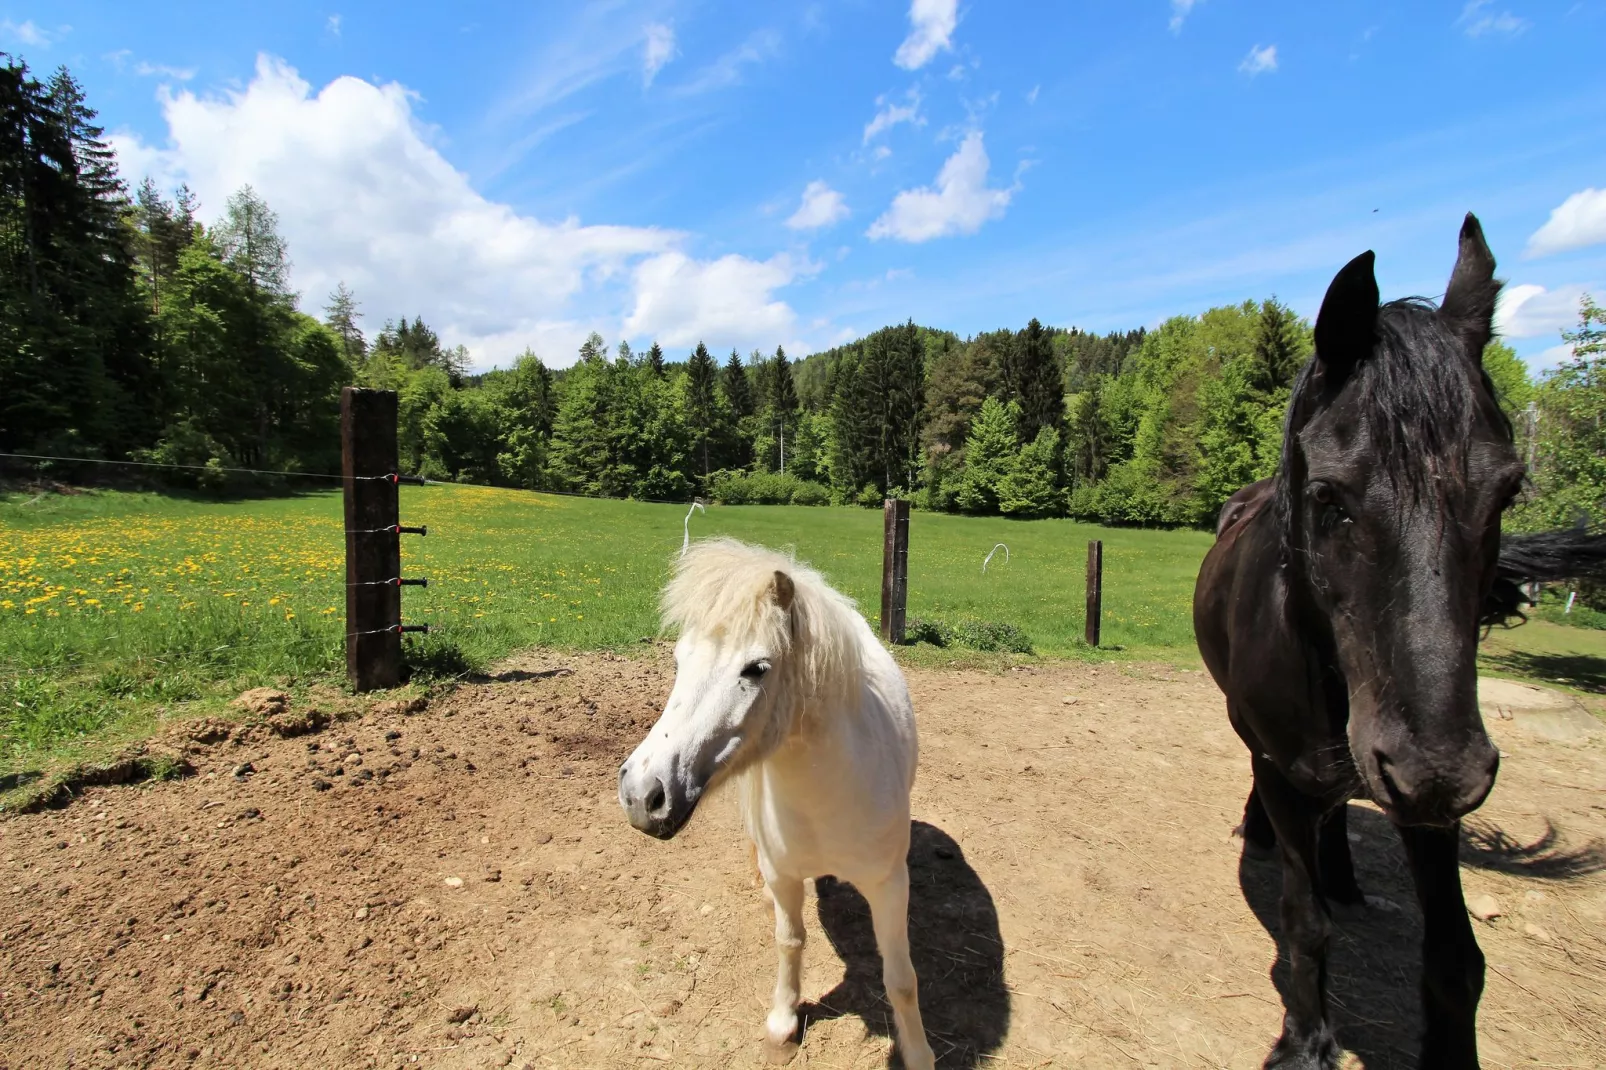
[1272,298,1512,560]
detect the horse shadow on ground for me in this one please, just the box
[1239,802,1606,1068]
[802,821,1009,1069]
[1479,649,1606,694]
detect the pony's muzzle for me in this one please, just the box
[619,761,696,840]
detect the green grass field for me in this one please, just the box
[3,484,1602,779]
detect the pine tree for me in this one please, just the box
[1003,318,1066,445]
[722,350,753,419]
[646,341,665,377]
[765,346,800,472]
[216,185,290,296]
[955,397,1020,514]
[684,342,720,481]
[1250,298,1303,393]
[324,282,366,367]
[998,427,1066,517]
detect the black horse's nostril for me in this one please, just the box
[645,779,667,816]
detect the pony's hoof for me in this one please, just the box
[762,1038,799,1065]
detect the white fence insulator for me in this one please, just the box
[682,501,706,558]
[1566,591,1576,614]
[982,543,1010,574]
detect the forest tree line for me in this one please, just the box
[2,54,1602,536]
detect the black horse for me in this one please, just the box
[1194,214,1522,1069]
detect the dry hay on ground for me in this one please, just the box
[1,651,1603,1069]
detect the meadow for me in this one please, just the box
[3,483,1602,775]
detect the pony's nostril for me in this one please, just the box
[645,780,667,816]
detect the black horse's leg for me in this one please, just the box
[1238,785,1278,859]
[1253,757,1340,1070]
[1398,822,1483,1068]
[1317,804,1364,913]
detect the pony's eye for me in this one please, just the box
[1309,482,1335,505]
[740,660,770,681]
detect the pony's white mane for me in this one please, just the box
[662,538,865,707]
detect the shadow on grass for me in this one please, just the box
[1479,650,1606,694]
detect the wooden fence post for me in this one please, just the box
[343,387,402,691]
[881,498,910,645]
[1084,539,1103,648]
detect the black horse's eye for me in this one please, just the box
[740,660,770,681]
[1307,483,1348,531]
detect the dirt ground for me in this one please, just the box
[2,650,1603,1070]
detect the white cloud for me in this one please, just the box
[134,61,196,81]
[863,87,924,143]
[326,14,341,37]
[1495,282,1600,339]
[623,251,810,349]
[642,23,676,86]
[1168,0,1201,34]
[893,0,957,70]
[1526,188,1606,258]
[108,55,813,368]
[675,28,779,95]
[872,144,892,161]
[1239,44,1277,76]
[0,18,54,46]
[786,180,849,231]
[1025,84,1040,105]
[1458,0,1528,36]
[867,131,1016,243]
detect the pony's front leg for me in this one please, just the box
[762,875,806,1062]
[1399,822,1483,1068]
[863,863,936,1070]
[1254,757,1340,1070]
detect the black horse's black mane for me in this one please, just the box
[1272,297,1512,557]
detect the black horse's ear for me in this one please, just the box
[1442,212,1501,362]
[1313,251,1379,390]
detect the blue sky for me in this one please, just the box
[7,1,1605,370]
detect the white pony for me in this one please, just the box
[618,538,935,1070]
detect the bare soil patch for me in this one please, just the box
[2,651,1603,1069]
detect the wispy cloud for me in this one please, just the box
[642,23,676,87]
[868,131,1017,243]
[893,0,957,70]
[1168,0,1201,35]
[1239,44,1278,76]
[1025,84,1040,105]
[0,18,58,47]
[675,28,780,95]
[863,87,924,143]
[135,61,197,81]
[326,14,341,37]
[1458,0,1529,37]
[1526,188,1606,258]
[786,180,849,230]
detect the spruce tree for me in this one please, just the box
[324,282,366,366]
[684,341,720,481]
[765,346,800,472]
[955,397,1020,514]
[216,185,290,296]
[722,349,753,419]
[646,341,665,377]
[1250,298,1303,393]
[1003,318,1066,444]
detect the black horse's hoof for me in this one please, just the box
[1233,821,1277,862]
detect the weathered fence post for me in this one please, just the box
[1084,539,1103,648]
[881,498,910,644]
[343,387,402,691]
